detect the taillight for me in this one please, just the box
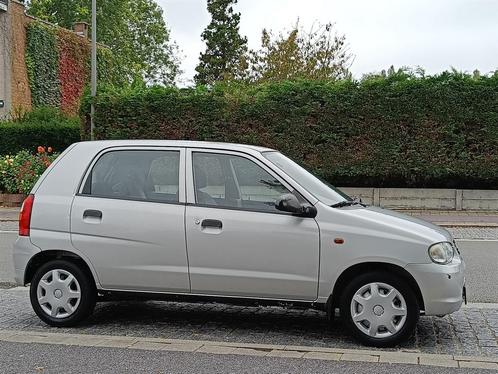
[19,194,34,236]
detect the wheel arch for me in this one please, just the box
[327,262,425,315]
[24,250,98,287]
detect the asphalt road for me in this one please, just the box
[0,341,491,374]
[0,231,497,303]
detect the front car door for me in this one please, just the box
[70,147,190,293]
[185,148,320,301]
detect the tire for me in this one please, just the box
[30,260,96,327]
[340,271,419,347]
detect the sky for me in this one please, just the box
[158,0,498,85]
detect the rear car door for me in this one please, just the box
[185,148,320,301]
[70,147,190,293]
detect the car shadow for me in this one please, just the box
[74,299,418,351]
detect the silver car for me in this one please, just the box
[13,140,465,347]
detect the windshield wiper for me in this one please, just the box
[331,198,365,208]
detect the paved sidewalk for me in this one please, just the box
[402,210,498,227]
[1,287,497,358]
[0,207,18,220]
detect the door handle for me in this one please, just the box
[83,209,102,219]
[201,219,222,229]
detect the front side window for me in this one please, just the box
[192,152,292,212]
[82,150,180,203]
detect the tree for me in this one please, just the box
[26,0,181,85]
[195,0,248,85]
[243,22,352,83]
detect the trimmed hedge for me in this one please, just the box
[82,72,498,188]
[0,107,80,155]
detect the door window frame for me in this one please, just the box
[186,148,315,215]
[76,146,186,205]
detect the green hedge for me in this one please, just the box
[82,72,498,188]
[0,107,80,155]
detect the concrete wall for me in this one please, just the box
[339,187,498,211]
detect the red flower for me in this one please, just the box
[37,146,45,154]
[47,147,53,153]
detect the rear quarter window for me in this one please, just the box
[82,150,180,203]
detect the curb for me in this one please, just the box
[0,329,496,369]
[438,223,498,228]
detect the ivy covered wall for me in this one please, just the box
[26,23,61,108]
[24,21,113,115]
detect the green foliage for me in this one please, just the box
[26,22,61,107]
[25,21,120,113]
[97,46,127,86]
[0,149,59,194]
[243,22,352,83]
[83,72,498,189]
[195,0,248,85]
[0,107,80,155]
[27,0,181,85]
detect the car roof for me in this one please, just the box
[76,140,275,153]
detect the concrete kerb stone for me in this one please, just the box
[458,361,498,370]
[340,353,379,362]
[379,351,420,364]
[1,329,498,369]
[302,351,341,361]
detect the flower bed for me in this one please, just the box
[0,147,58,206]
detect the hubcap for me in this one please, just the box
[37,269,81,319]
[350,282,407,338]
[373,305,384,316]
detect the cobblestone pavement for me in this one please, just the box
[449,227,498,240]
[1,288,497,358]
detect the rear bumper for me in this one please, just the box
[406,258,465,316]
[13,236,41,285]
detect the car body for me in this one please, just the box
[13,140,465,346]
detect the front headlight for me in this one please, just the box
[428,242,455,264]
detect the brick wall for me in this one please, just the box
[10,1,32,114]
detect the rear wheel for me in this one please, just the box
[30,260,96,327]
[340,272,419,347]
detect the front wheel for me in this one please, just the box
[30,260,96,327]
[341,272,419,347]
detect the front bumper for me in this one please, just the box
[13,236,41,285]
[405,257,465,316]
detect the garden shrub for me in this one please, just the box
[0,147,59,194]
[0,107,80,155]
[82,72,498,189]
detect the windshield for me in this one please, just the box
[262,151,351,206]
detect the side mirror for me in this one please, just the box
[275,193,317,218]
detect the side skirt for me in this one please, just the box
[97,289,328,311]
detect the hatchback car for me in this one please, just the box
[13,140,465,347]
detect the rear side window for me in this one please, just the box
[82,150,180,203]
